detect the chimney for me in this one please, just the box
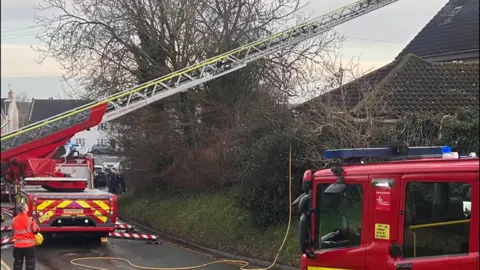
[8,90,15,101]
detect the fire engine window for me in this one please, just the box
[315,184,363,250]
[403,182,471,258]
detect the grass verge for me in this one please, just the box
[118,191,300,266]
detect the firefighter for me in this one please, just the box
[117,170,125,194]
[12,202,40,270]
[108,169,119,194]
[121,172,126,193]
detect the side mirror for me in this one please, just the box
[292,193,304,210]
[299,213,316,258]
[292,193,311,214]
[298,193,311,213]
[324,182,347,195]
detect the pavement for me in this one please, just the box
[1,203,240,270]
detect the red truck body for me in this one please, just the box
[298,156,478,270]
[3,154,118,236]
[0,103,118,237]
[21,187,117,235]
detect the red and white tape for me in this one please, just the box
[1,225,12,232]
[108,232,157,240]
[1,237,14,245]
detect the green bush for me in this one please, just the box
[229,126,300,228]
[439,110,479,155]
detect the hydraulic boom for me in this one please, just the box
[1,0,399,185]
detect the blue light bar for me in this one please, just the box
[324,146,451,159]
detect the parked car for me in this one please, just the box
[90,144,111,155]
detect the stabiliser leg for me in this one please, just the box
[114,223,138,233]
[108,232,161,244]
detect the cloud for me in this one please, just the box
[1,44,65,77]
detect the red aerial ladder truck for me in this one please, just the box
[294,142,478,270]
[1,0,400,239]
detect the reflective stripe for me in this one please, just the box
[27,219,32,233]
[15,239,35,243]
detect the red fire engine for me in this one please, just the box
[0,104,118,238]
[295,142,478,270]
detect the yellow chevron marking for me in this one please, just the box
[57,200,73,208]
[76,200,91,208]
[39,210,54,223]
[36,200,55,211]
[94,210,107,222]
[93,200,109,211]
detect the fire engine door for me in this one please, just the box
[308,175,369,270]
[393,173,478,270]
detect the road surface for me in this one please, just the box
[1,206,240,270]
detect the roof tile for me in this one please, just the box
[29,99,94,123]
[299,54,479,116]
[396,0,479,59]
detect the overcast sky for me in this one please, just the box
[1,0,449,99]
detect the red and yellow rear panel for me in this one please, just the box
[22,187,118,233]
[36,199,111,224]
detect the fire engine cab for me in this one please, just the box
[295,142,478,270]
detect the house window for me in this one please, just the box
[403,182,471,258]
[439,5,463,25]
[98,138,109,145]
[452,6,463,14]
[97,123,107,131]
[75,138,86,147]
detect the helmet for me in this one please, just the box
[35,233,44,246]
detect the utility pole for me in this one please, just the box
[335,66,346,110]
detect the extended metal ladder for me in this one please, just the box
[1,0,398,152]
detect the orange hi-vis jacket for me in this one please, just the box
[12,213,39,248]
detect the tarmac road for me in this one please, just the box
[1,209,240,270]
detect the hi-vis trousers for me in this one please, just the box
[13,246,36,270]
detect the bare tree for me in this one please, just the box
[290,52,396,165]
[33,0,343,192]
[14,92,31,103]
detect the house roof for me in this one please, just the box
[396,0,479,59]
[29,99,94,123]
[298,53,479,116]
